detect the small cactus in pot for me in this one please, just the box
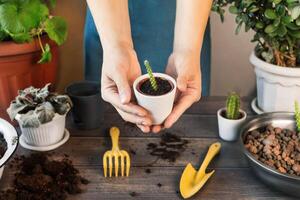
[295,101,300,133]
[217,92,247,141]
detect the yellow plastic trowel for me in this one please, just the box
[180,142,221,199]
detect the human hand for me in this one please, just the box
[101,45,152,132]
[151,51,202,133]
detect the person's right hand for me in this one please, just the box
[101,45,152,132]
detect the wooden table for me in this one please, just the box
[0,97,297,199]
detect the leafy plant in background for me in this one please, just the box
[295,101,300,132]
[144,60,158,91]
[0,0,67,63]
[226,92,241,120]
[212,0,300,67]
[7,84,72,128]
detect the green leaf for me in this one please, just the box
[273,0,282,4]
[38,43,52,63]
[10,32,32,43]
[0,4,25,34]
[265,9,277,19]
[273,18,281,27]
[276,24,287,37]
[265,24,277,33]
[235,22,243,35]
[249,6,259,13]
[282,16,293,24]
[286,22,300,30]
[291,6,300,20]
[296,18,300,26]
[0,24,8,41]
[44,16,67,45]
[229,6,238,14]
[255,22,264,29]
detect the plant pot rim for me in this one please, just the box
[217,107,247,122]
[133,73,177,99]
[250,51,300,77]
[65,80,100,99]
[0,35,56,57]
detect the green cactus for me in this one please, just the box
[295,101,300,132]
[226,92,241,120]
[144,60,158,91]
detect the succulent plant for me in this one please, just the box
[226,92,241,120]
[7,84,72,128]
[295,101,300,132]
[144,60,158,91]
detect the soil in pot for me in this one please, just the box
[0,133,7,159]
[138,77,173,96]
[0,153,89,200]
[244,125,300,176]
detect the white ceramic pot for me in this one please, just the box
[133,73,176,125]
[16,113,66,147]
[217,108,247,141]
[250,51,300,112]
[0,118,18,180]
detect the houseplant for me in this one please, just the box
[7,84,72,147]
[0,0,68,121]
[217,92,247,141]
[133,60,176,125]
[213,0,300,112]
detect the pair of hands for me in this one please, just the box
[101,45,201,133]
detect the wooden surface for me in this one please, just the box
[0,97,297,200]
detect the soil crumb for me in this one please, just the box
[157,183,162,187]
[147,132,188,162]
[145,168,151,174]
[0,153,89,200]
[129,191,137,197]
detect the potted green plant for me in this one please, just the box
[213,0,300,112]
[7,84,72,148]
[133,60,176,125]
[217,92,247,141]
[0,0,67,121]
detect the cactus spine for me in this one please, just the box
[144,60,158,91]
[295,101,300,132]
[226,92,240,120]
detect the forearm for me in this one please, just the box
[86,0,133,51]
[174,0,213,55]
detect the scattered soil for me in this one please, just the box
[145,168,151,174]
[139,77,173,96]
[0,133,7,159]
[157,183,162,187]
[0,153,89,200]
[244,125,300,176]
[129,148,136,156]
[129,191,137,197]
[147,132,188,162]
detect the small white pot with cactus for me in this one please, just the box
[217,93,247,141]
[7,84,72,147]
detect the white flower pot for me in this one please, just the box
[250,51,300,112]
[133,73,176,125]
[16,113,66,147]
[217,108,247,141]
[0,118,18,180]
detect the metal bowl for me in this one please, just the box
[240,112,300,197]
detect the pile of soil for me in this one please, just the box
[139,77,172,96]
[0,133,7,159]
[0,153,89,200]
[244,125,300,176]
[147,132,188,162]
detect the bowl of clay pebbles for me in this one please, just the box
[133,60,176,125]
[240,108,300,197]
[0,118,18,179]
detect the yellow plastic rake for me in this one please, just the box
[103,127,130,177]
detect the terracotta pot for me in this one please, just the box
[0,36,58,122]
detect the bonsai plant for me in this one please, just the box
[217,92,247,141]
[7,83,72,147]
[212,0,300,112]
[133,60,176,125]
[0,0,68,121]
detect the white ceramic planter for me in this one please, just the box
[16,113,66,147]
[250,51,300,112]
[0,118,18,180]
[217,108,247,141]
[133,73,176,125]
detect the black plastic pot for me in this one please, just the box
[66,81,103,130]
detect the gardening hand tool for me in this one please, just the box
[103,127,130,177]
[180,142,221,199]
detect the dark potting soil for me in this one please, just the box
[244,125,300,176]
[139,77,172,96]
[147,132,188,162]
[0,153,89,200]
[0,133,7,159]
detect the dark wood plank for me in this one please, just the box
[0,166,295,200]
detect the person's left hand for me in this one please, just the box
[149,51,202,133]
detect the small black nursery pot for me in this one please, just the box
[66,81,103,130]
